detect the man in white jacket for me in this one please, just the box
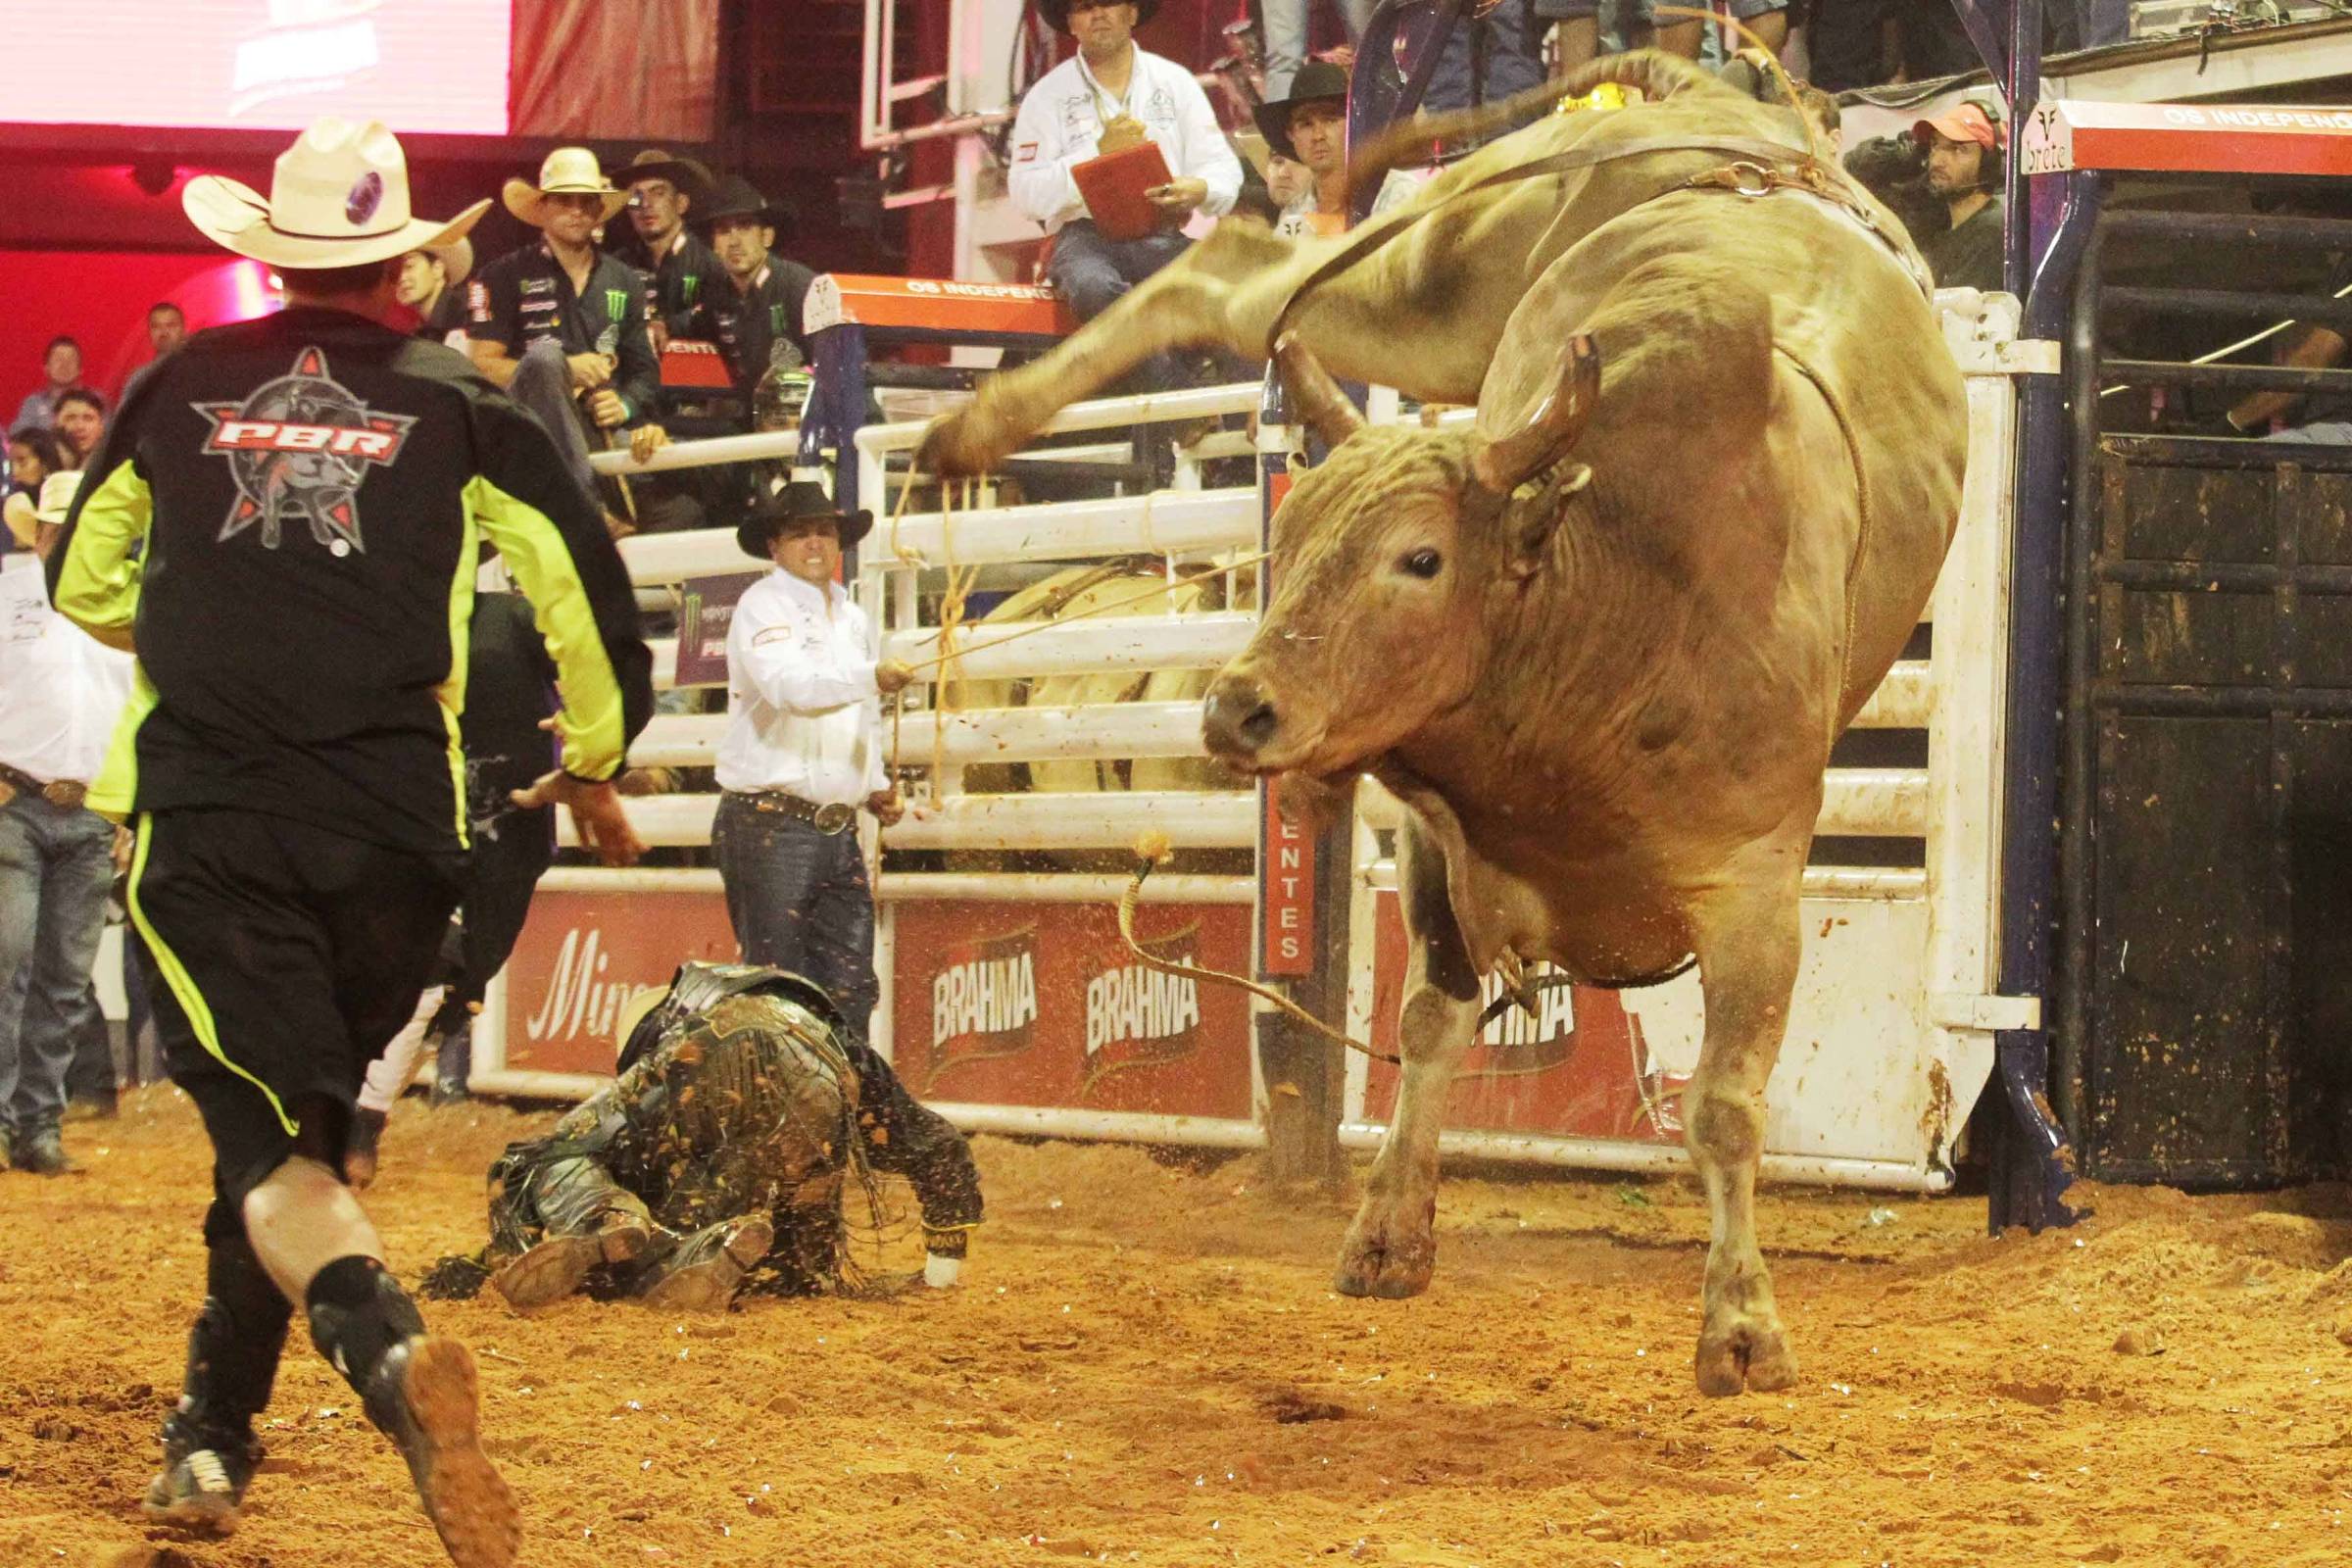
[1009,0,1242,396]
[710,479,912,1037]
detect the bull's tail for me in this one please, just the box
[1345,49,1734,208]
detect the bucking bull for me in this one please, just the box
[919,52,1968,1396]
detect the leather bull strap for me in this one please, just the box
[1269,130,1922,352]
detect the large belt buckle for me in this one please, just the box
[811,802,857,835]
[42,779,86,809]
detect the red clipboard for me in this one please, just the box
[1072,141,1174,241]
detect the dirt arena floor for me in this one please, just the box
[8,1089,2352,1567]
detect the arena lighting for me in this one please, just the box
[0,0,511,133]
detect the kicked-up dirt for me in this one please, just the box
[6,1086,2352,1567]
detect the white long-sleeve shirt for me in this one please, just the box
[1008,47,1243,234]
[0,554,133,787]
[714,569,890,806]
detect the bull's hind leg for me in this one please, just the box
[919,220,1300,476]
[1335,818,1480,1298]
[1683,830,1808,1396]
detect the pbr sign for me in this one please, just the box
[893,901,1252,1121]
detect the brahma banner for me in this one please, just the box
[502,890,738,1077]
[1358,892,1688,1142]
[893,901,1253,1121]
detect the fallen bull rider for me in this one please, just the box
[426,962,982,1311]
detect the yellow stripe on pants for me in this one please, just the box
[123,814,298,1138]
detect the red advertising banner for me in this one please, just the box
[1358,892,1688,1142]
[891,901,1254,1121]
[502,890,739,1077]
[1258,788,1316,977]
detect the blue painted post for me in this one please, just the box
[1987,168,2103,1234]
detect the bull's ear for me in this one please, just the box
[1273,332,1366,451]
[1471,333,1602,494]
[1503,462,1592,580]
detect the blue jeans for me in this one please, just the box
[710,793,880,1034]
[0,793,114,1137]
[1261,0,1380,99]
[509,339,603,504]
[1047,221,1197,396]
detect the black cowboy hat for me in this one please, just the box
[1252,60,1349,164]
[623,148,716,205]
[1040,0,1159,34]
[737,477,874,562]
[697,173,799,245]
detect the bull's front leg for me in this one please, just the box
[917,221,1298,477]
[1682,831,1808,1396]
[1335,821,1480,1298]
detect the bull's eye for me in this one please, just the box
[1401,548,1443,579]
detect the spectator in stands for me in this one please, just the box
[54,389,105,470]
[146,302,188,360]
[1539,0,1788,75]
[1808,0,1977,92]
[14,337,84,431]
[395,238,472,344]
[1913,99,2006,293]
[0,470,135,1175]
[711,480,913,1031]
[1261,0,1377,100]
[470,147,667,521]
[1258,62,1417,238]
[8,426,65,500]
[699,175,816,412]
[1009,0,1241,394]
[1421,0,1546,114]
[619,149,723,351]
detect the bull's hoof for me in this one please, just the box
[1692,1318,1798,1397]
[1332,1218,1436,1299]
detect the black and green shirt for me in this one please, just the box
[625,225,725,342]
[699,255,817,401]
[467,239,661,425]
[45,306,654,858]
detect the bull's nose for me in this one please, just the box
[1202,678,1279,759]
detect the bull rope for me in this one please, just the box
[1117,831,1400,1065]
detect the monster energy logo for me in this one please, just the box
[683,276,701,304]
[769,305,785,334]
[605,288,626,318]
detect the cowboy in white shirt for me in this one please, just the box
[1009,0,1242,392]
[710,479,914,1034]
[0,470,134,1177]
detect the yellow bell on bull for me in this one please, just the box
[1552,82,1642,116]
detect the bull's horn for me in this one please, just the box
[1471,333,1603,493]
[1273,332,1367,450]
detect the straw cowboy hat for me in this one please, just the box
[4,468,88,550]
[181,117,489,270]
[736,476,874,562]
[413,234,474,289]
[624,148,715,204]
[502,147,630,228]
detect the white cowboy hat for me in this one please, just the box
[181,118,488,270]
[502,147,630,227]
[34,469,87,526]
[4,468,86,549]
[412,234,474,289]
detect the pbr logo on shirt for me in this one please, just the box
[192,347,414,554]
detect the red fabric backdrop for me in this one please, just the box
[0,250,282,420]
